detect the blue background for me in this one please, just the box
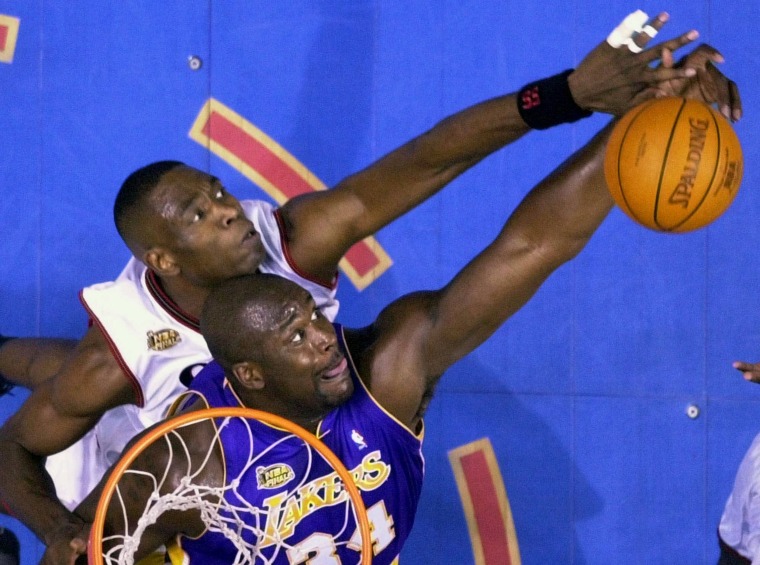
[0,1,757,563]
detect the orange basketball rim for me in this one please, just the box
[88,407,372,565]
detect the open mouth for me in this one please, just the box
[321,357,348,381]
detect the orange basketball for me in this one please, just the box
[604,97,743,232]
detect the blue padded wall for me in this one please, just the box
[0,1,757,563]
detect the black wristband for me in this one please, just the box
[516,69,592,130]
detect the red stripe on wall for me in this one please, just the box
[460,450,513,565]
[203,113,313,200]
[344,244,379,278]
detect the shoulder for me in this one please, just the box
[180,360,229,408]
[344,292,437,369]
[342,292,440,428]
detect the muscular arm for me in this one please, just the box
[356,121,615,429]
[0,337,77,391]
[278,14,698,283]
[279,92,530,282]
[0,325,136,550]
[354,39,742,430]
[424,123,615,370]
[74,410,220,564]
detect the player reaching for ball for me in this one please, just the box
[74,39,742,565]
[1,13,743,565]
[603,37,743,232]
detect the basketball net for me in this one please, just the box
[89,407,372,565]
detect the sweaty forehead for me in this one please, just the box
[148,166,217,218]
[252,286,314,332]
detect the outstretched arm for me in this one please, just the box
[0,326,137,564]
[0,337,76,391]
[358,120,616,429]
[360,41,743,430]
[279,12,699,283]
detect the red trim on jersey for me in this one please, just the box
[145,270,201,332]
[79,290,145,408]
[273,208,338,291]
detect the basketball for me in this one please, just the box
[604,97,743,233]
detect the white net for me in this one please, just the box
[92,409,370,565]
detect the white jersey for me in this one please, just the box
[46,200,339,510]
[719,431,760,564]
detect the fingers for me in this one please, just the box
[607,10,650,49]
[606,10,669,53]
[628,12,669,53]
[678,43,725,68]
[662,42,741,121]
[740,371,760,383]
[734,361,760,382]
[647,66,696,84]
[695,61,741,121]
[733,361,756,372]
[69,536,88,554]
[640,29,700,64]
[659,47,675,69]
[728,79,742,121]
[680,44,741,121]
[699,66,727,113]
[628,88,658,107]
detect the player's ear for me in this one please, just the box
[144,247,179,277]
[232,362,265,390]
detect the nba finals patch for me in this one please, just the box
[257,464,296,489]
[146,329,182,351]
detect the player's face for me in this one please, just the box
[150,166,265,285]
[259,292,353,423]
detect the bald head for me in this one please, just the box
[113,160,185,256]
[201,274,307,370]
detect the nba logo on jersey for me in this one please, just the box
[351,429,367,450]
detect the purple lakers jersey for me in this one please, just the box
[176,324,425,564]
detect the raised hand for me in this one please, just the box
[569,11,699,116]
[655,43,742,122]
